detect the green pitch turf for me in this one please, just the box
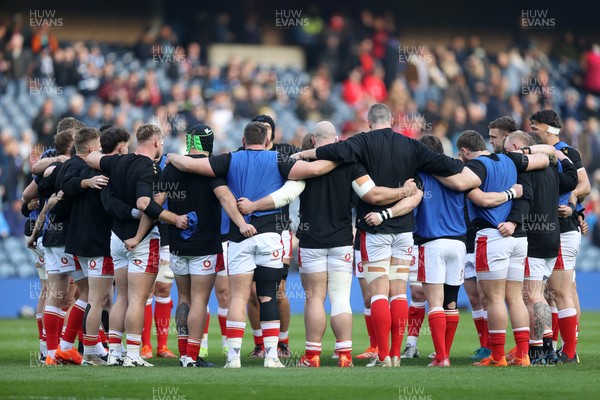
[1,311,599,400]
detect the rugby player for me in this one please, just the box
[292,104,464,367]
[141,153,177,360]
[86,124,188,367]
[237,122,420,367]
[531,110,589,362]
[247,114,296,358]
[437,130,553,366]
[503,131,577,365]
[60,127,118,365]
[167,121,342,368]
[157,124,235,367]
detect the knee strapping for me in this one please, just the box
[328,271,352,316]
[254,266,281,321]
[443,284,460,310]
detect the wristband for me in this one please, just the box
[567,202,576,212]
[504,189,516,201]
[522,147,531,155]
[380,208,394,221]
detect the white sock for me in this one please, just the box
[59,338,74,351]
[95,342,108,356]
[226,320,246,361]
[126,334,142,360]
[406,336,418,347]
[262,322,280,358]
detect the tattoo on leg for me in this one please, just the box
[532,302,551,340]
[176,303,189,336]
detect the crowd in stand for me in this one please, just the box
[0,11,600,252]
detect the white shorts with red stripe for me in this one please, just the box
[28,236,48,280]
[26,235,46,268]
[227,232,283,275]
[298,246,353,274]
[281,230,293,261]
[110,227,160,274]
[218,241,228,276]
[45,246,87,280]
[170,253,225,276]
[524,257,556,281]
[464,252,476,280]
[417,239,465,285]
[78,256,114,278]
[408,245,421,286]
[474,229,527,281]
[359,231,413,263]
[554,230,581,272]
[353,250,364,278]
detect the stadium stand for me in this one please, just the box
[1,10,600,277]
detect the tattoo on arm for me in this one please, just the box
[176,303,189,336]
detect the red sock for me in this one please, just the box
[204,312,210,335]
[62,300,87,344]
[142,301,152,347]
[36,314,44,340]
[278,334,289,345]
[186,337,201,361]
[370,296,391,360]
[489,330,506,361]
[364,308,377,348]
[44,306,64,352]
[253,330,264,346]
[513,328,530,359]
[428,308,447,361]
[390,295,408,358]
[482,318,490,348]
[78,329,84,344]
[444,309,460,358]
[177,335,188,357]
[154,297,173,348]
[472,310,489,348]
[407,303,426,338]
[99,329,108,345]
[558,309,577,358]
[218,308,228,338]
[551,308,559,342]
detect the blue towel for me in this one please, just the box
[181,212,198,240]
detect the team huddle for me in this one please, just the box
[22,103,588,368]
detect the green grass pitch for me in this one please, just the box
[1,311,599,400]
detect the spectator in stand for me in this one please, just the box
[363,63,387,103]
[342,67,364,107]
[6,33,32,96]
[31,98,57,149]
[31,23,58,54]
[583,44,600,96]
[61,93,85,120]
